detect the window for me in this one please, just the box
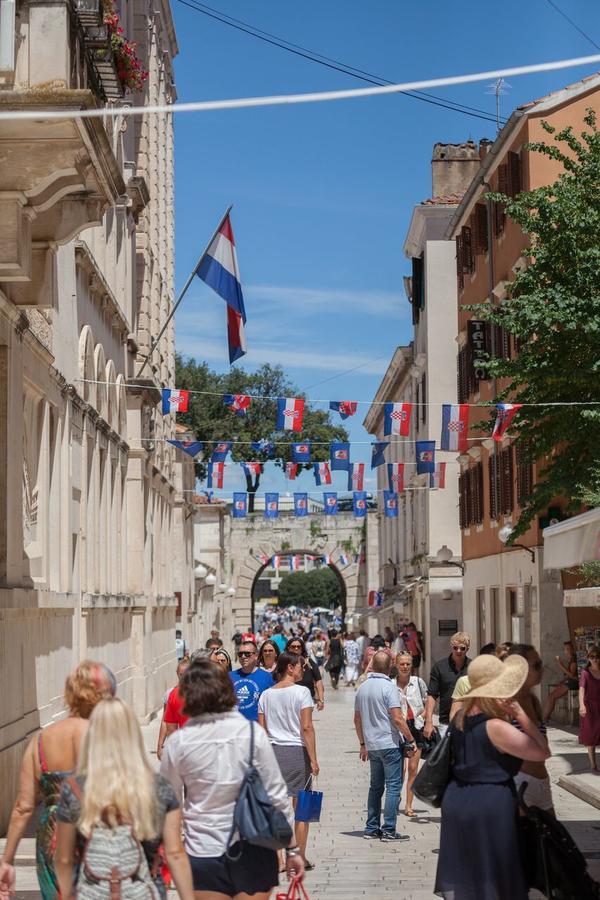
[488,446,514,520]
[507,151,522,197]
[411,255,424,323]
[495,165,508,235]
[455,225,474,289]
[457,345,478,403]
[459,463,484,528]
[516,444,533,506]
[474,204,488,255]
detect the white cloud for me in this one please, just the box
[245,283,408,319]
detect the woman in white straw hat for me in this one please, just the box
[434,653,550,900]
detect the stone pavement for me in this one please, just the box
[3,684,600,899]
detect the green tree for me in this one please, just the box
[472,111,600,537]
[278,566,342,608]
[175,356,348,510]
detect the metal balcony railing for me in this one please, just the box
[69,0,124,102]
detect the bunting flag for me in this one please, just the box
[271,555,280,570]
[323,492,338,515]
[322,554,331,564]
[339,553,349,566]
[167,439,204,457]
[251,439,276,458]
[211,441,232,462]
[313,461,332,486]
[207,461,224,489]
[232,492,247,518]
[430,462,447,489]
[416,440,436,475]
[264,492,279,519]
[330,441,350,471]
[288,555,302,572]
[383,402,412,437]
[241,461,262,479]
[348,463,365,491]
[353,491,367,518]
[195,213,247,364]
[276,397,305,432]
[285,462,299,480]
[292,442,311,463]
[387,463,405,492]
[223,393,251,416]
[441,404,470,452]
[371,441,389,469]
[329,400,358,420]
[294,492,308,517]
[493,403,522,440]
[368,589,384,608]
[161,389,189,415]
[383,490,398,518]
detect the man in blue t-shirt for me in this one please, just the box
[230,640,274,720]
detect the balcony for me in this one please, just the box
[0,0,126,306]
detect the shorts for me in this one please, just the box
[564,677,579,691]
[407,720,425,750]
[513,772,554,811]
[189,843,278,894]
[273,744,311,797]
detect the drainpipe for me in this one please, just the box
[0,0,16,73]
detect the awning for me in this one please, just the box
[542,508,600,569]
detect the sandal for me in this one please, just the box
[405,809,417,818]
[304,861,315,871]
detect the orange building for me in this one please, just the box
[445,73,600,687]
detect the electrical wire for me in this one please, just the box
[543,0,600,52]
[175,0,505,124]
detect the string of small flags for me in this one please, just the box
[254,551,364,570]
[230,488,435,520]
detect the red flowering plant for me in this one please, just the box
[100,0,148,92]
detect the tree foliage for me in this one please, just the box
[471,110,600,536]
[175,356,348,509]
[277,566,342,608]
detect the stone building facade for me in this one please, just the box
[0,0,193,832]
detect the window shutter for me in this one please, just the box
[507,151,522,198]
[475,462,484,524]
[489,454,500,520]
[474,204,488,254]
[516,444,533,506]
[411,255,424,323]
[502,327,512,359]
[462,225,474,273]
[459,473,468,529]
[457,347,466,403]
[500,446,514,515]
[456,234,464,290]
[497,164,509,195]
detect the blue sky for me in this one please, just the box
[171,0,600,497]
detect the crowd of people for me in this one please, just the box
[0,614,598,900]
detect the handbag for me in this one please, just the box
[294,777,323,823]
[420,727,441,760]
[412,726,453,808]
[226,720,293,858]
[276,876,311,900]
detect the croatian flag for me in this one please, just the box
[294,493,308,517]
[292,442,311,463]
[211,441,232,462]
[289,555,302,572]
[441,404,469,452]
[371,441,389,469]
[330,441,350,471]
[353,491,367,518]
[271,555,280,570]
[416,441,436,475]
[207,462,224,489]
[313,461,332,486]
[161,389,189,416]
[383,491,398,518]
[368,590,384,608]
[264,492,279,519]
[348,463,365,491]
[223,394,251,417]
[493,403,522,441]
[251,439,276,458]
[276,397,305,432]
[195,214,247,364]
[430,462,447,489]
[286,462,298,480]
[322,554,331,565]
[383,402,412,437]
[167,440,204,457]
[329,400,358,420]
[339,553,349,566]
[387,463,405,492]
[241,461,262,479]
[323,492,338,515]
[232,492,247,518]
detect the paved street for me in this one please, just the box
[3,684,600,899]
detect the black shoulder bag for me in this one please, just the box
[412,726,453,808]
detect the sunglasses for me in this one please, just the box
[289,645,302,650]
[238,651,256,658]
[452,645,467,652]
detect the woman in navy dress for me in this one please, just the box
[435,653,550,900]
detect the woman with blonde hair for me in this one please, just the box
[0,660,116,900]
[435,653,550,900]
[55,697,193,900]
[395,652,428,817]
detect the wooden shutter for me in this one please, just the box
[459,473,468,529]
[497,164,509,195]
[462,225,474,273]
[411,255,424,324]
[457,347,467,403]
[456,233,464,290]
[475,463,484,524]
[489,454,500,520]
[507,151,522,198]
[516,444,533,506]
[474,204,488,255]
[500,446,514,515]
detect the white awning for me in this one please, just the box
[542,508,600,569]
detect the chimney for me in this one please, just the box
[479,138,493,161]
[431,140,483,198]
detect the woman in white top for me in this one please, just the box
[258,651,319,870]
[160,658,304,899]
[396,651,428,817]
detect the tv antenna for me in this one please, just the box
[486,78,511,134]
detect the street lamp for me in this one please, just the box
[194,564,208,579]
[227,587,236,596]
[218,583,227,591]
[205,573,216,586]
[434,545,465,575]
[498,525,535,562]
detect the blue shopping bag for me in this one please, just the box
[294,778,323,823]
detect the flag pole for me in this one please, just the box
[137,204,233,378]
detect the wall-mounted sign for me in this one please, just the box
[439,619,458,636]
[468,319,489,380]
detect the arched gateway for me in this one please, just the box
[227,509,379,633]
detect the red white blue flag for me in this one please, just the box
[294,493,308,517]
[339,553,349,566]
[368,590,384,608]
[286,462,298,480]
[353,491,367,518]
[322,554,331,565]
[313,461,332,486]
[251,439,276,458]
[292,442,311,463]
[223,394,251,417]
[383,491,398,518]
[329,400,358,420]
[330,441,350,471]
[276,397,305,432]
[384,402,412,436]
[264,492,279,519]
[430,462,447,489]
[271,555,280,570]
[441,404,469,452]
[323,492,338,515]
[288,555,302,572]
[241,461,262,479]
[211,441,232,462]
[161,389,189,415]
[348,463,365,491]
[493,403,522,440]
[195,214,246,364]
[387,463,405,492]
[371,441,389,469]
[167,439,203,457]
[416,441,436,475]
[232,492,247,518]
[207,461,224,489]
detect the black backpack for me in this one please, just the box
[226,720,293,859]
